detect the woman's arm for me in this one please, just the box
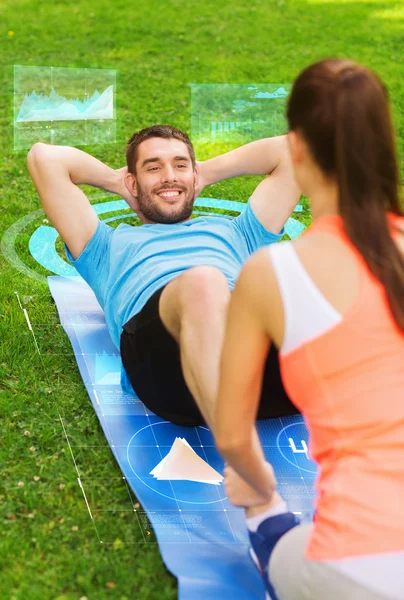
[215,248,285,501]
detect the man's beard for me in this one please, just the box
[136,181,195,224]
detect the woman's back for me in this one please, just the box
[268,213,404,561]
[216,58,404,600]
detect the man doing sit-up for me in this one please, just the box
[27,125,300,432]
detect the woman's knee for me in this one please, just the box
[268,523,313,599]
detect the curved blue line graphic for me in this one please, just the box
[28,198,307,276]
[195,197,246,212]
[103,210,231,225]
[93,199,129,215]
[29,225,77,276]
[284,219,306,239]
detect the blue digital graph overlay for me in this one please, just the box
[17,85,114,122]
[191,84,292,145]
[14,66,116,150]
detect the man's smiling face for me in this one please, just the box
[131,137,197,224]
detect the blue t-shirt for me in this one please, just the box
[65,202,283,392]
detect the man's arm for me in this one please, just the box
[198,135,301,232]
[199,135,288,183]
[27,144,129,260]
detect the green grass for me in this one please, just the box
[0,0,403,598]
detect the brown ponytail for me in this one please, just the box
[287,59,404,331]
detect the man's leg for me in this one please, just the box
[258,345,300,419]
[159,266,230,433]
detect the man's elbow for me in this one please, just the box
[275,135,290,165]
[263,135,289,176]
[27,142,47,163]
[27,142,53,176]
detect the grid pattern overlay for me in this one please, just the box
[48,275,316,599]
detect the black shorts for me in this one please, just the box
[120,285,299,427]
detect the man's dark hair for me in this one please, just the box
[126,125,196,174]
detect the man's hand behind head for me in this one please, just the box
[116,166,138,211]
[193,161,206,200]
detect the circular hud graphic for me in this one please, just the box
[276,421,317,475]
[1,197,307,283]
[126,421,227,505]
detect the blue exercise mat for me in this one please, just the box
[48,275,316,599]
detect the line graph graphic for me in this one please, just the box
[16,85,114,122]
[14,66,116,150]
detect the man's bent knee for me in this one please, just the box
[179,266,230,310]
[180,265,228,288]
[159,267,230,341]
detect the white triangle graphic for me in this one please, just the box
[150,438,223,485]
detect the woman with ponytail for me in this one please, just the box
[215,59,404,600]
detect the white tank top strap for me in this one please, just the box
[267,242,343,355]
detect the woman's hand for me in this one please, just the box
[224,462,276,507]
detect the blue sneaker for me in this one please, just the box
[248,512,300,600]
